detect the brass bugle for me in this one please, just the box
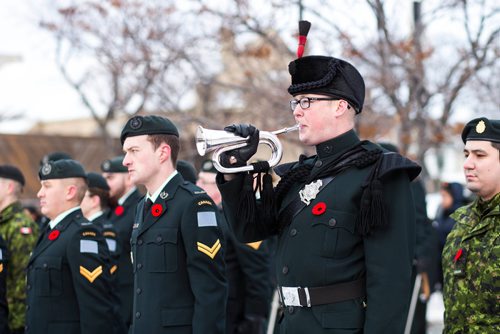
[196,124,299,173]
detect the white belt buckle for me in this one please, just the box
[281,287,302,307]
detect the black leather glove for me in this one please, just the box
[220,124,259,168]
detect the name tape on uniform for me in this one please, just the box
[197,211,217,227]
[80,239,98,254]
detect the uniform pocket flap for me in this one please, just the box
[35,256,62,270]
[161,307,193,327]
[144,228,178,245]
[311,209,357,233]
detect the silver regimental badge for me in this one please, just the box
[159,191,168,199]
[41,163,52,176]
[299,179,323,205]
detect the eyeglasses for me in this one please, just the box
[289,97,351,112]
[289,97,338,112]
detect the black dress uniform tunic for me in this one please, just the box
[26,209,121,334]
[218,130,417,333]
[130,173,227,334]
[107,188,141,328]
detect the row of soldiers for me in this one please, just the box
[0,146,276,333]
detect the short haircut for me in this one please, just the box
[147,134,180,166]
[88,187,110,210]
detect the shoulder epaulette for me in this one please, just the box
[377,152,421,182]
[180,181,206,195]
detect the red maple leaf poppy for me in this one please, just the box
[114,205,125,216]
[151,204,163,217]
[453,248,463,262]
[48,230,60,241]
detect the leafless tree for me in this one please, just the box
[39,0,213,148]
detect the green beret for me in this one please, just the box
[176,160,198,183]
[86,172,110,191]
[39,159,87,181]
[461,117,500,144]
[200,159,217,174]
[101,156,127,173]
[120,115,179,144]
[0,164,25,186]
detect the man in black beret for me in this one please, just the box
[442,117,500,333]
[216,21,421,333]
[100,155,141,329]
[121,115,227,333]
[197,159,274,334]
[26,159,123,334]
[176,160,198,183]
[0,165,38,333]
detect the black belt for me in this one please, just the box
[278,278,366,307]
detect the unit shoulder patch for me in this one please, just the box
[197,211,218,227]
[80,239,98,254]
[82,231,97,237]
[197,200,213,206]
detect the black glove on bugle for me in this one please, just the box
[220,124,259,168]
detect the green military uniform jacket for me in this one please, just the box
[107,188,141,328]
[219,130,417,333]
[0,235,8,334]
[443,192,500,333]
[130,173,227,333]
[0,201,38,331]
[26,209,122,334]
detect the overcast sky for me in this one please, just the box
[0,1,490,134]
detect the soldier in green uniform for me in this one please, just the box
[26,159,122,334]
[197,160,274,334]
[0,165,39,333]
[121,115,227,333]
[442,117,500,333]
[101,155,141,329]
[216,21,420,333]
[0,235,8,334]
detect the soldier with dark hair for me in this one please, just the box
[442,117,500,333]
[101,155,141,329]
[0,165,38,333]
[121,115,227,333]
[197,160,274,334]
[216,21,421,333]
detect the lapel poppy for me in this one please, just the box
[48,230,60,241]
[453,248,463,263]
[151,204,163,217]
[114,205,125,216]
[312,202,327,215]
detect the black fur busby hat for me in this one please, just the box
[288,56,365,114]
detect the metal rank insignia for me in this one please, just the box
[299,179,323,206]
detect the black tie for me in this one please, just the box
[143,199,153,221]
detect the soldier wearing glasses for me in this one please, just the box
[216,21,421,333]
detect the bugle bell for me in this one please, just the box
[195,124,299,173]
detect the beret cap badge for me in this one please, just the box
[475,120,486,134]
[102,161,111,171]
[41,163,52,176]
[130,116,143,129]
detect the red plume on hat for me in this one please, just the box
[297,20,311,58]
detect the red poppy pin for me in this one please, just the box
[48,230,60,241]
[453,248,463,263]
[114,205,124,216]
[312,202,327,215]
[151,204,163,217]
